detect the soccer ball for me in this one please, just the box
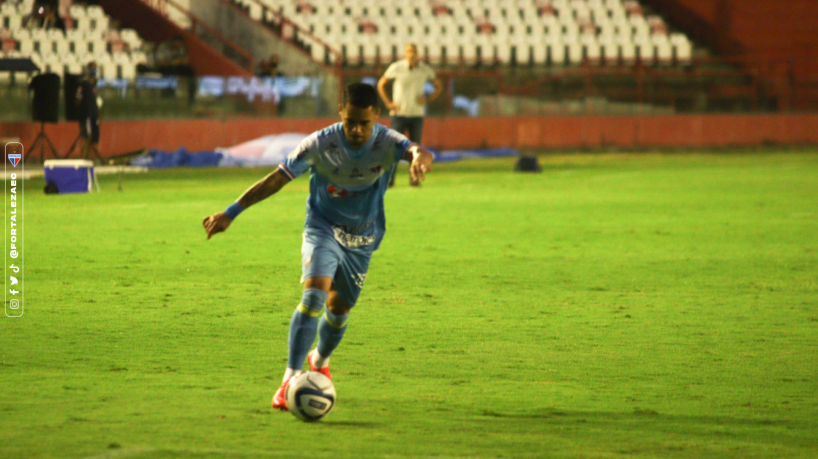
[286,371,336,422]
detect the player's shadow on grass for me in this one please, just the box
[323,420,382,428]
[478,407,804,429]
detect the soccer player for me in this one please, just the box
[377,43,442,187]
[202,83,434,411]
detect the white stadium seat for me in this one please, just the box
[69,4,86,19]
[86,5,105,18]
[18,39,33,57]
[254,0,697,69]
[566,40,583,64]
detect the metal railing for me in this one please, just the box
[228,0,343,72]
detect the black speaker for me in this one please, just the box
[514,156,542,173]
[29,73,60,123]
[64,73,81,121]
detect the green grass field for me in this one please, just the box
[2,152,817,459]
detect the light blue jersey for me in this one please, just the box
[278,123,415,252]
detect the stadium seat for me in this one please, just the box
[495,37,513,65]
[130,51,148,65]
[635,37,654,65]
[63,54,82,75]
[343,39,362,66]
[53,36,69,56]
[583,36,601,64]
[43,55,63,77]
[672,35,693,64]
[13,27,30,42]
[361,41,379,66]
[86,5,105,18]
[654,34,672,65]
[300,34,318,62]
[17,38,33,56]
[620,38,636,65]
[599,36,618,65]
[0,2,15,16]
[30,28,47,43]
[458,38,477,66]
[120,62,136,80]
[69,4,86,20]
[99,59,117,79]
[3,13,21,32]
[544,38,562,66]
[271,0,697,69]
[566,40,582,65]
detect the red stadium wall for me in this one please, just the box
[5,115,818,159]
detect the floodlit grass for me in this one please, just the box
[2,152,817,459]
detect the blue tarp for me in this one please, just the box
[433,148,518,162]
[129,148,223,168]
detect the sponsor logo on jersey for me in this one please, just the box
[332,227,374,249]
[326,185,351,198]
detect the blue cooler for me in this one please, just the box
[43,160,99,194]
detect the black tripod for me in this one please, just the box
[64,132,103,162]
[26,121,60,163]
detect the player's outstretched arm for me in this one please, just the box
[202,168,290,240]
[404,145,434,184]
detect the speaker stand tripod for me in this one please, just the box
[64,133,103,162]
[26,121,60,163]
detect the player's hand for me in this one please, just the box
[409,155,432,184]
[202,213,232,240]
[386,101,400,111]
[416,95,427,105]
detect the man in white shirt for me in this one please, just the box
[378,44,442,186]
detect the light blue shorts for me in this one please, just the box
[300,225,374,308]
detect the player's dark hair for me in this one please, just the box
[343,83,378,109]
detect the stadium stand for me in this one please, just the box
[0,0,148,79]
[227,0,694,67]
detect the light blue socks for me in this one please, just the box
[286,288,327,370]
[316,309,349,360]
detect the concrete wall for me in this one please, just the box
[644,0,818,79]
[99,0,251,76]
[189,0,323,77]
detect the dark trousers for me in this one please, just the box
[389,116,424,186]
[391,116,424,144]
[79,116,99,143]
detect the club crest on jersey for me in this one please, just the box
[369,165,382,174]
[8,154,21,167]
[327,185,351,197]
[349,168,363,179]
